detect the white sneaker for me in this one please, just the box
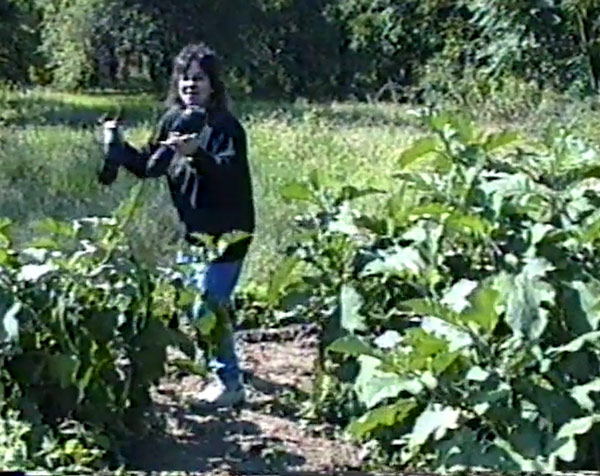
[194,379,245,409]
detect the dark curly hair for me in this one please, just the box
[166,43,228,111]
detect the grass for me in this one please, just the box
[0,88,421,285]
[4,86,600,285]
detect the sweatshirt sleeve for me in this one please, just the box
[116,111,177,178]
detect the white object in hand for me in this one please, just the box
[103,120,122,147]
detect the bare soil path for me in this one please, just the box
[124,330,364,475]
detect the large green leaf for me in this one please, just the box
[421,316,473,351]
[435,429,521,472]
[547,331,600,356]
[461,282,500,334]
[361,247,425,276]
[340,284,367,333]
[500,260,555,340]
[327,335,380,358]
[84,311,117,345]
[347,399,418,438]
[484,130,521,152]
[562,280,600,333]
[515,381,583,427]
[506,421,545,460]
[335,185,384,205]
[550,415,600,463]
[47,354,80,389]
[384,328,459,377]
[480,173,550,218]
[15,263,56,282]
[493,437,549,472]
[194,310,217,337]
[408,403,461,450]
[266,256,300,306]
[442,280,478,313]
[398,136,441,170]
[2,302,21,343]
[445,212,493,237]
[328,202,360,235]
[402,299,461,327]
[355,355,423,408]
[571,378,600,412]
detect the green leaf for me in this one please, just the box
[336,185,384,205]
[47,354,79,389]
[328,202,360,235]
[556,415,600,440]
[16,263,56,282]
[466,366,490,382]
[0,218,11,248]
[402,299,460,327]
[435,429,522,472]
[462,283,500,334]
[327,335,380,358]
[84,311,117,344]
[362,247,425,276]
[506,421,545,460]
[34,217,77,238]
[266,256,300,306]
[493,437,549,472]
[562,280,600,333]
[194,310,217,336]
[515,381,583,427]
[571,378,600,411]
[551,415,600,463]
[409,403,461,450]
[500,261,555,340]
[280,181,318,204]
[442,280,478,313]
[390,329,459,376]
[547,331,600,356]
[340,284,366,333]
[398,137,440,169]
[421,317,473,351]
[484,131,521,152]
[347,399,417,438]
[2,302,21,343]
[445,212,493,237]
[355,355,423,408]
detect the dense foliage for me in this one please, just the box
[280,113,600,470]
[0,185,215,471]
[3,0,600,99]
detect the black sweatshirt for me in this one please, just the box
[115,106,255,256]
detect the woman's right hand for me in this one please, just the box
[102,119,123,150]
[160,132,202,157]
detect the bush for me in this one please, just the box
[281,112,600,471]
[0,185,198,471]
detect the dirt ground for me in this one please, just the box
[124,331,366,475]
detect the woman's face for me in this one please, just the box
[178,59,212,107]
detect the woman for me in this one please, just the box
[101,43,255,409]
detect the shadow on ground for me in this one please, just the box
[122,371,309,474]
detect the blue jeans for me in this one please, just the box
[177,252,244,390]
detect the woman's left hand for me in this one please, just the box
[161,132,202,156]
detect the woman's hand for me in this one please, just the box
[102,119,123,150]
[160,132,202,156]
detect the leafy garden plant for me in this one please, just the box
[281,112,600,471]
[0,185,202,472]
